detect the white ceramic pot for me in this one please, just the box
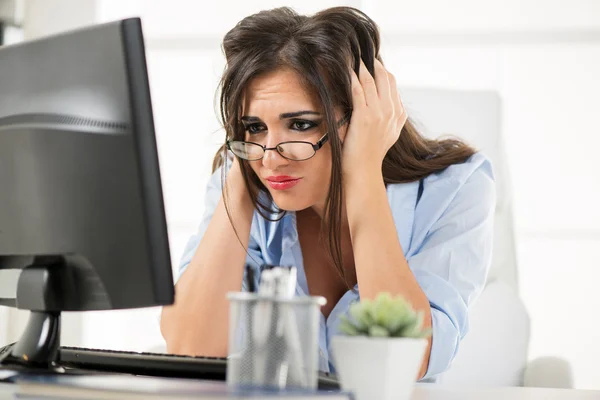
[331,336,428,400]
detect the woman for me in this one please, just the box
[160,6,495,381]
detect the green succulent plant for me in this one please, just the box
[339,293,432,338]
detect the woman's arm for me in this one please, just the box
[344,170,433,379]
[160,160,255,357]
[341,59,494,380]
[342,60,431,376]
[345,161,495,380]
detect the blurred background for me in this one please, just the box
[1,0,599,390]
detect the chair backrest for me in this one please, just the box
[400,87,519,292]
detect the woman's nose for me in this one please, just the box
[262,138,289,170]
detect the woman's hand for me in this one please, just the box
[225,156,252,202]
[227,155,244,182]
[342,58,407,177]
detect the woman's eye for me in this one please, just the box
[245,124,265,134]
[291,120,317,131]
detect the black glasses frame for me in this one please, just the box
[226,113,351,162]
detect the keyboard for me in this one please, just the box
[0,344,340,390]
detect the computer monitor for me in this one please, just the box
[0,18,174,369]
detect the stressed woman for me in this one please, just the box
[160,6,495,381]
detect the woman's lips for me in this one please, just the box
[265,176,302,190]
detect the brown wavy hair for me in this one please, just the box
[212,6,476,287]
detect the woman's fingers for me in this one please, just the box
[358,59,379,107]
[374,58,392,110]
[351,58,403,126]
[350,66,367,109]
[388,71,405,124]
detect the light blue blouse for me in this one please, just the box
[178,152,495,381]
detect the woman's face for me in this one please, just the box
[241,68,343,214]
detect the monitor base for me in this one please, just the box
[0,310,62,371]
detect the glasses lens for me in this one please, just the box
[229,141,264,160]
[277,142,316,161]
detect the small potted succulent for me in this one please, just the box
[331,293,431,400]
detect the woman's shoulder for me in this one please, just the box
[425,151,493,185]
[386,152,496,254]
[420,151,495,213]
[387,152,495,227]
[387,151,494,200]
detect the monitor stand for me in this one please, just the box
[0,311,62,372]
[0,263,65,373]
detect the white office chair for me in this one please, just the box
[401,87,573,388]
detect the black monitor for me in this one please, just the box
[0,18,174,369]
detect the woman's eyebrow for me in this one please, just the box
[241,110,321,122]
[279,110,321,119]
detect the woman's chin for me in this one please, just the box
[270,193,312,212]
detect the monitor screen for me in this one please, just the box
[0,18,174,313]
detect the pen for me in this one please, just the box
[239,264,256,385]
[245,264,256,293]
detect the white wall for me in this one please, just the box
[7,0,600,390]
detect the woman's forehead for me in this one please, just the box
[241,68,320,115]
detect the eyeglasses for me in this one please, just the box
[227,134,328,161]
[226,113,350,162]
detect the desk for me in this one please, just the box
[1,382,599,399]
[412,384,600,399]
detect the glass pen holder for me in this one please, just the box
[226,292,326,390]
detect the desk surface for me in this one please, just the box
[411,384,600,399]
[1,382,599,399]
